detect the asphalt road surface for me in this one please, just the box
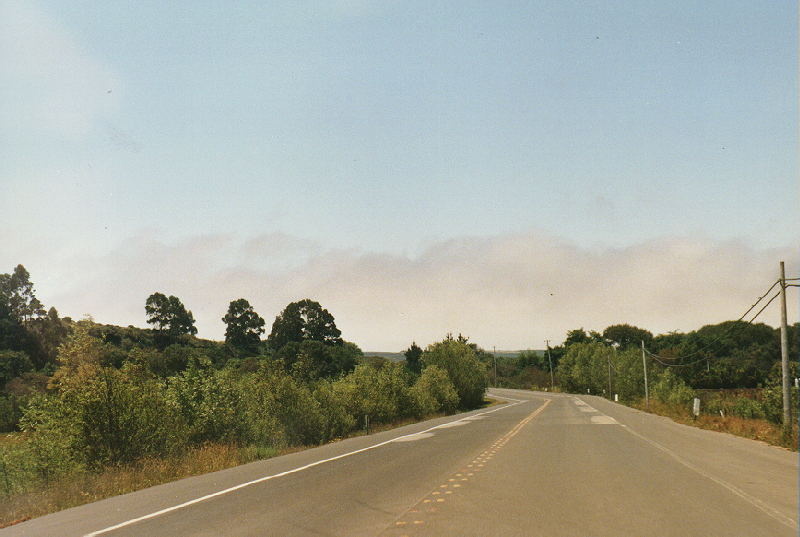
[3,389,797,536]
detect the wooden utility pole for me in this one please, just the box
[545,340,555,391]
[779,261,792,432]
[641,340,649,409]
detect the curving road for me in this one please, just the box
[3,389,797,536]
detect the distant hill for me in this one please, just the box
[364,350,545,361]
[363,352,405,362]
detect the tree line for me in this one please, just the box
[2,262,795,484]
[0,264,491,498]
[494,322,796,425]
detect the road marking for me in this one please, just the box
[436,420,470,428]
[84,397,529,536]
[572,398,622,425]
[590,415,619,424]
[486,393,527,403]
[381,396,551,535]
[393,432,435,442]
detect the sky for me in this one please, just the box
[1,1,797,350]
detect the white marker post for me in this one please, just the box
[692,397,700,417]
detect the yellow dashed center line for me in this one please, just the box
[382,398,551,535]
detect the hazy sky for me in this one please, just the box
[1,1,797,350]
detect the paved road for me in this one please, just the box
[3,389,797,536]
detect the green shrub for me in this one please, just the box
[262,368,325,446]
[409,366,458,417]
[18,395,83,481]
[234,373,285,448]
[0,395,22,432]
[651,369,694,406]
[0,350,34,387]
[704,394,728,416]
[730,397,765,419]
[333,363,413,424]
[421,340,487,409]
[312,379,357,441]
[761,363,798,424]
[165,360,239,445]
[557,343,611,395]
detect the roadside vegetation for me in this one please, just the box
[494,324,798,450]
[1,263,795,525]
[0,264,489,527]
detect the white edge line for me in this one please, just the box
[486,391,527,403]
[84,397,529,536]
[596,401,798,530]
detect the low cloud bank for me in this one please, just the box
[26,231,798,350]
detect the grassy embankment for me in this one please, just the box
[627,398,798,450]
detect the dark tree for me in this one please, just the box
[0,298,28,353]
[145,292,197,345]
[602,324,653,349]
[404,342,423,374]
[0,265,45,322]
[0,265,48,363]
[222,298,265,353]
[0,350,34,386]
[563,328,591,347]
[25,306,70,369]
[274,339,358,380]
[267,299,342,351]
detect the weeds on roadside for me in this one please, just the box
[629,399,798,450]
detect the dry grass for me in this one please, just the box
[630,399,798,451]
[0,443,276,528]
[0,433,24,448]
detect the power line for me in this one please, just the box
[737,279,780,321]
[747,291,781,324]
[646,348,708,368]
[643,278,785,366]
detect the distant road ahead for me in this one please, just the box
[4,389,797,536]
